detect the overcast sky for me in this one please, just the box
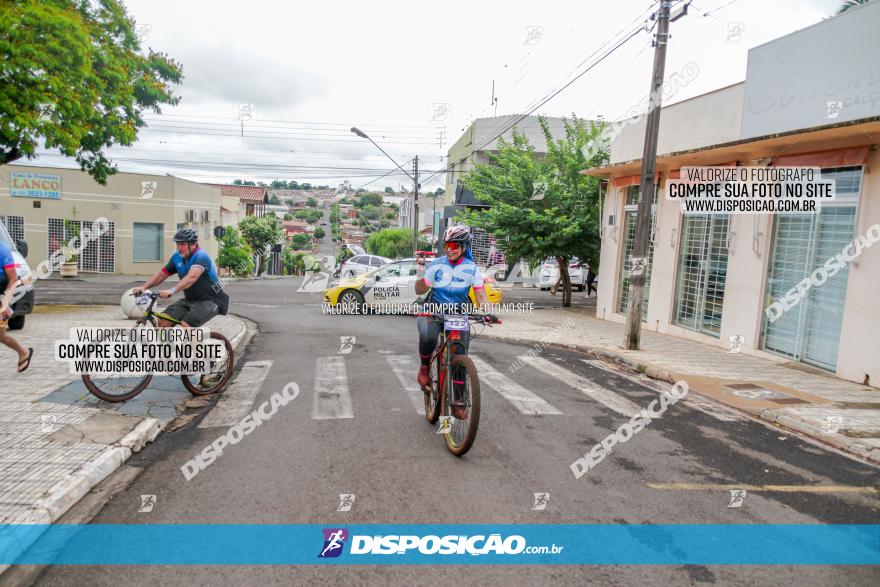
[29,0,844,191]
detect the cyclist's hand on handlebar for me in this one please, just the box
[158,289,175,299]
[484,313,500,324]
[133,286,145,296]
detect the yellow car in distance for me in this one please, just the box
[322,258,502,311]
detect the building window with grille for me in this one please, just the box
[133,223,164,262]
[760,166,862,371]
[48,218,116,273]
[617,185,656,319]
[673,213,730,337]
[0,215,25,243]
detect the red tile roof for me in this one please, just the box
[209,184,268,202]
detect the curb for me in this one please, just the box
[485,331,880,466]
[0,313,254,576]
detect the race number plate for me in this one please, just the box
[443,315,469,331]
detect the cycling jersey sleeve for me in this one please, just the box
[188,250,211,274]
[162,255,177,276]
[472,268,485,289]
[0,243,15,289]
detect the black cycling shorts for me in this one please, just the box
[161,299,220,327]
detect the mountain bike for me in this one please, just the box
[419,311,500,456]
[82,292,235,402]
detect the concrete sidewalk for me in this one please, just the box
[487,305,880,464]
[0,305,250,529]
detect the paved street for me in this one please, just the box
[9,278,878,585]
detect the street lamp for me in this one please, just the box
[351,127,419,255]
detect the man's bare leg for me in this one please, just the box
[0,329,27,364]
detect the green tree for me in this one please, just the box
[283,248,306,275]
[290,232,311,250]
[268,194,281,205]
[306,197,318,207]
[364,228,429,259]
[837,0,872,13]
[459,116,608,307]
[314,226,325,239]
[283,212,294,221]
[217,226,254,277]
[0,0,183,183]
[360,205,381,221]
[356,192,384,208]
[384,186,394,193]
[238,214,284,276]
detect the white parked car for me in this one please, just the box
[336,254,392,279]
[538,257,588,291]
[0,220,34,330]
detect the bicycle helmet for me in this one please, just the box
[444,225,471,245]
[172,228,199,243]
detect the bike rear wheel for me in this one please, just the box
[442,354,480,456]
[82,317,155,403]
[424,353,442,424]
[181,332,234,395]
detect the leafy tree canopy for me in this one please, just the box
[0,0,183,183]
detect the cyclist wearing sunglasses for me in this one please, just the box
[414,225,495,388]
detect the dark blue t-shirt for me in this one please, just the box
[0,242,16,291]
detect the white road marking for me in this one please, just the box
[529,356,641,417]
[470,355,563,415]
[579,358,743,422]
[199,360,273,428]
[312,356,353,419]
[385,355,426,415]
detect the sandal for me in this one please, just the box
[18,348,33,373]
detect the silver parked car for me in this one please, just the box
[337,254,391,279]
[538,257,587,291]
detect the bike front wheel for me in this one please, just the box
[442,355,481,456]
[181,332,235,395]
[82,317,155,402]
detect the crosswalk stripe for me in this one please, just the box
[470,355,563,415]
[312,356,353,419]
[528,356,641,418]
[199,361,273,428]
[385,355,426,415]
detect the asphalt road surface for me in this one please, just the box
[23,277,880,586]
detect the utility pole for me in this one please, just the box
[413,155,420,256]
[624,0,672,350]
